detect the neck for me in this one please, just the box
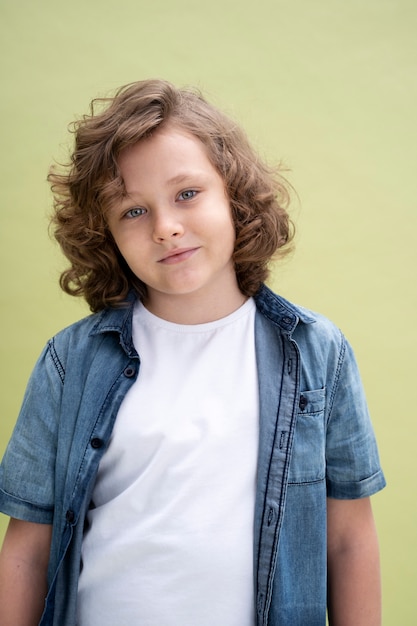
[143,289,248,325]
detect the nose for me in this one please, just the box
[152,208,184,243]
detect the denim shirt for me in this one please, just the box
[0,285,385,625]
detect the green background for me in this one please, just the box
[1,0,416,622]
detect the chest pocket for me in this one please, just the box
[288,388,326,484]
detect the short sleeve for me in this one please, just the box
[325,337,386,499]
[0,341,62,523]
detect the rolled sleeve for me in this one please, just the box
[325,337,386,499]
[0,483,54,523]
[0,341,62,522]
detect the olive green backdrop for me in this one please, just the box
[1,0,416,622]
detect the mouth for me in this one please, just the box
[158,247,199,265]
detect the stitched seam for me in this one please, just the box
[260,336,300,624]
[48,337,65,385]
[288,478,325,486]
[326,330,346,423]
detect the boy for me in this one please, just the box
[0,79,385,625]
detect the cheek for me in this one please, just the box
[212,197,235,232]
[224,212,237,246]
[111,227,146,255]
[215,220,236,262]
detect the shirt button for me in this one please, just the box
[66,510,75,524]
[299,395,308,411]
[124,366,136,378]
[91,437,103,449]
[282,316,292,325]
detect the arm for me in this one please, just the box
[0,517,52,626]
[327,497,381,626]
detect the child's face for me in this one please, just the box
[107,124,243,320]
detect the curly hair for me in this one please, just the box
[49,79,294,312]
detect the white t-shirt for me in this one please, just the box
[77,298,259,626]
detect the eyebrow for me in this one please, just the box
[166,173,203,186]
[121,171,208,200]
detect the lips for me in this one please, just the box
[158,247,199,264]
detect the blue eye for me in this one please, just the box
[178,190,197,201]
[125,207,146,218]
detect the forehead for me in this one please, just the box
[117,125,220,188]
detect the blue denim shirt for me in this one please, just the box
[0,285,385,625]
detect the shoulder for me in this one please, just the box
[255,284,344,345]
[48,311,104,357]
[255,286,353,388]
[48,294,137,364]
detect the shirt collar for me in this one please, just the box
[254,284,315,334]
[89,284,315,355]
[89,290,138,358]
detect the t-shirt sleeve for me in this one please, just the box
[325,336,386,499]
[0,341,61,523]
